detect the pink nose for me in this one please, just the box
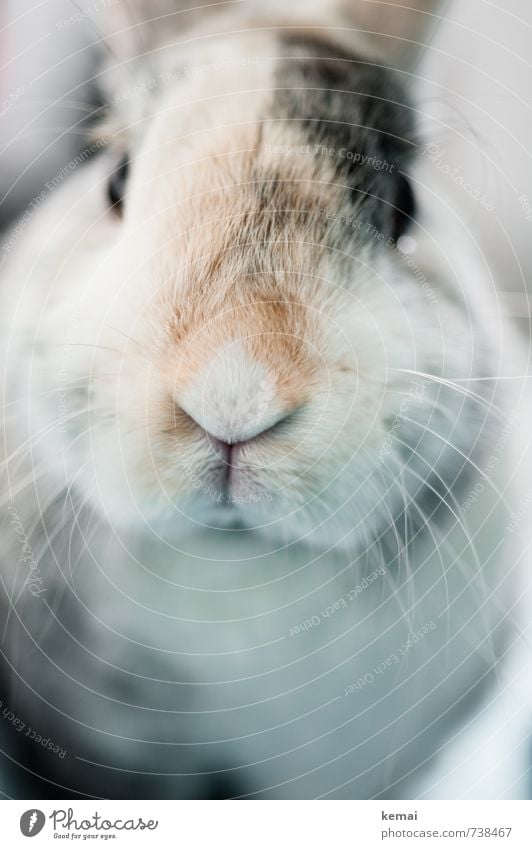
[177,344,294,446]
[179,385,293,447]
[195,416,286,456]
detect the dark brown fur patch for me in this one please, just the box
[271,34,417,241]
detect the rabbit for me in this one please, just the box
[0,0,529,799]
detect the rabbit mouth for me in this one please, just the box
[175,460,275,533]
[189,455,274,510]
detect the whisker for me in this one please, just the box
[81,318,147,352]
[400,415,511,512]
[390,369,506,421]
[390,436,506,669]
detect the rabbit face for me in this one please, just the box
[19,31,479,546]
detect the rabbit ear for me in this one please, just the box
[338,0,447,68]
[101,0,445,64]
[102,0,197,57]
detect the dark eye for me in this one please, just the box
[107,155,129,213]
[391,175,416,242]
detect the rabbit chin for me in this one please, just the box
[65,437,367,551]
